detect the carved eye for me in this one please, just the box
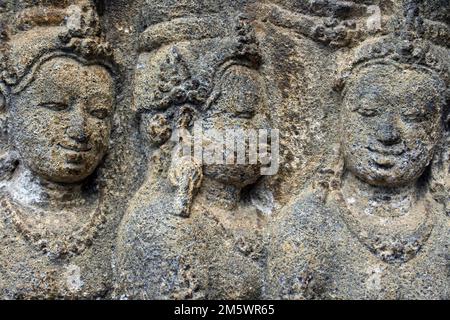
[402,108,427,122]
[39,102,69,112]
[356,106,379,117]
[236,110,255,119]
[90,107,110,120]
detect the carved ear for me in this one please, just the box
[0,90,5,112]
[0,83,16,181]
[443,88,450,130]
[0,84,9,137]
[176,105,196,129]
[93,0,105,16]
[140,112,172,146]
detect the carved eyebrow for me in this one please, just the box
[84,92,114,103]
[349,92,380,110]
[38,102,69,111]
[86,103,114,115]
[367,89,398,104]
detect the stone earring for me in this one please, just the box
[0,88,7,143]
[0,88,18,181]
[167,105,203,218]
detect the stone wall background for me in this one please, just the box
[0,0,448,299]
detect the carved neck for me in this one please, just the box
[341,172,418,217]
[7,165,88,210]
[198,178,241,210]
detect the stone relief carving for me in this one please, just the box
[0,0,117,298]
[114,14,270,299]
[267,1,450,299]
[0,0,448,300]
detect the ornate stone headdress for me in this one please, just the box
[0,0,113,95]
[138,13,260,110]
[135,13,262,146]
[335,1,449,97]
[134,13,265,217]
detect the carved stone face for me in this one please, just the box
[202,65,269,188]
[9,57,114,184]
[342,63,443,187]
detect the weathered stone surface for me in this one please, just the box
[0,0,448,300]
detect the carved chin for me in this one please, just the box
[345,146,426,186]
[359,170,402,187]
[55,148,104,182]
[29,160,97,183]
[352,161,424,187]
[43,169,90,184]
[203,164,261,187]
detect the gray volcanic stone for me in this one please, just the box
[0,0,448,300]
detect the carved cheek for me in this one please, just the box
[345,113,369,144]
[89,120,111,151]
[20,109,56,145]
[406,121,437,148]
[423,119,440,141]
[340,110,354,135]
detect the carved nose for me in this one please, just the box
[67,126,89,143]
[376,122,400,146]
[66,115,89,143]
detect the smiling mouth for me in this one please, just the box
[367,145,405,156]
[372,159,395,170]
[58,143,92,153]
[366,145,404,170]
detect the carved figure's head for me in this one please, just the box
[0,1,115,184]
[134,14,269,189]
[337,35,448,187]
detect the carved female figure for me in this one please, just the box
[115,15,271,299]
[0,1,115,298]
[266,9,450,299]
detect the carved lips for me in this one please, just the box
[366,142,406,169]
[58,143,93,164]
[367,144,405,156]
